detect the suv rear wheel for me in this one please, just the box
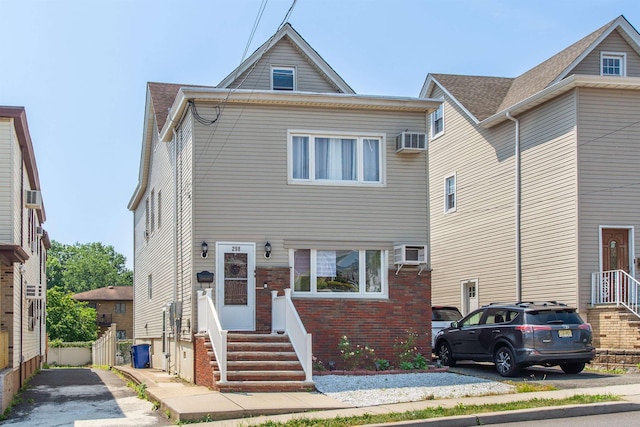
[494,346,519,377]
[560,362,586,374]
[437,341,456,367]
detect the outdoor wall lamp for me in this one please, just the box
[264,241,272,259]
[201,241,208,259]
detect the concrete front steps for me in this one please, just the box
[205,333,314,392]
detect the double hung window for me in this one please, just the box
[431,104,444,138]
[444,173,456,213]
[291,249,387,297]
[290,132,383,184]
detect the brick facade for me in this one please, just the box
[194,335,215,389]
[587,306,640,350]
[256,266,432,370]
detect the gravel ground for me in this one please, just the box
[313,373,516,407]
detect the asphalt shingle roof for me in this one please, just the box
[74,286,133,301]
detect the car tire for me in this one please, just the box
[560,362,585,374]
[494,346,519,377]
[437,341,456,367]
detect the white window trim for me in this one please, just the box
[287,129,386,187]
[289,249,389,299]
[430,102,444,140]
[444,173,457,213]
[600,52,626,77]
[271,65,296,91]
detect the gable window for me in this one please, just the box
[150,190,155,233]
[431,103,444,138]
[601,52,626,76]
[272,66,295,91]
[157,190,162,229]
[115,302,126,314]
[444,173,456,213]
[291,249,387,298]
[289,131,384,185]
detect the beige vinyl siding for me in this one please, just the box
[0,119,13,242]
[577,87,640,311]
[569,30,640,77]
[176,113,193,337]
[133,118,180,339]
[191,101,428,269]
[226,36,341,93]
[428,86,517,310]
[519,91,579,306]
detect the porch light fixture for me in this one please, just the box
[201,241,208,259]
[264,241,272,259]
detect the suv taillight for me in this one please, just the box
[516,325,552,334]
[578,323,592,331]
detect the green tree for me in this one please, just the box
[46,241,132,293]
[46,287,98,342]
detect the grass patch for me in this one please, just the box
[251,394,620,427]
[510,381,557,393]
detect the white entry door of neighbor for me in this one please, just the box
[216,242,256,331]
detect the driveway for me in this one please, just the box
[449,361,640,389]
[2,368,170,426]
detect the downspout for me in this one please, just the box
[172,128,179,375]
[19,148,24,388]
[506,112,522,302]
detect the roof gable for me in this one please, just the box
[218,23,354,94]
[499,15,640,110]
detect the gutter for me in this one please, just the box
[505,112,522,302]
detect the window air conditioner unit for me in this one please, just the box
[36,226,44,236]
[395,132,427,153]
[394,244,427,265]
[24,190,42,209]
[25,283,44,300]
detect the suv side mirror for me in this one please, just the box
[451,321,459,328]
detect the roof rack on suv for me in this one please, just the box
[515,301,568,307]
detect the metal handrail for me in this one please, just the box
[591,270,640,318]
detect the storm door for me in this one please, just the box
[216,242,256,331]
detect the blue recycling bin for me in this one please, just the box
[131,344,151,368]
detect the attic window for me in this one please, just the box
[601,52,626,76]
[272,66,295,91]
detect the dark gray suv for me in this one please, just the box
[434,302,595,377]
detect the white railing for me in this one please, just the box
[197,289,228,383]
[591,270,640,318]
[271,289,312,382]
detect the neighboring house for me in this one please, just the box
[129,23,439,388]
[0,106,49,411]
[422,15,640,349]
[74,286,134,340]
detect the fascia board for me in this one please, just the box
[128,87,155,210]
[481,75,640,128]
[159,88,441,142]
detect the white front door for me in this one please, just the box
[461,279,479,315]
[216,242,256,331]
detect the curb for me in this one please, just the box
[364,401,640,426]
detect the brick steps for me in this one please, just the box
[202,333,312,392]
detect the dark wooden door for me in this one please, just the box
[602,228,629,273]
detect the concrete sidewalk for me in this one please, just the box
[114,365,640,426]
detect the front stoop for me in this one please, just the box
[204,333,314,392]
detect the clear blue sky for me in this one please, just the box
[2,0,639,268]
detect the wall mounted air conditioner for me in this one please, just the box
[24,190,42,209]
[36,226,44,236]
[395,132,427,153]
[394,244,428,265]
[25,283,44,300]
